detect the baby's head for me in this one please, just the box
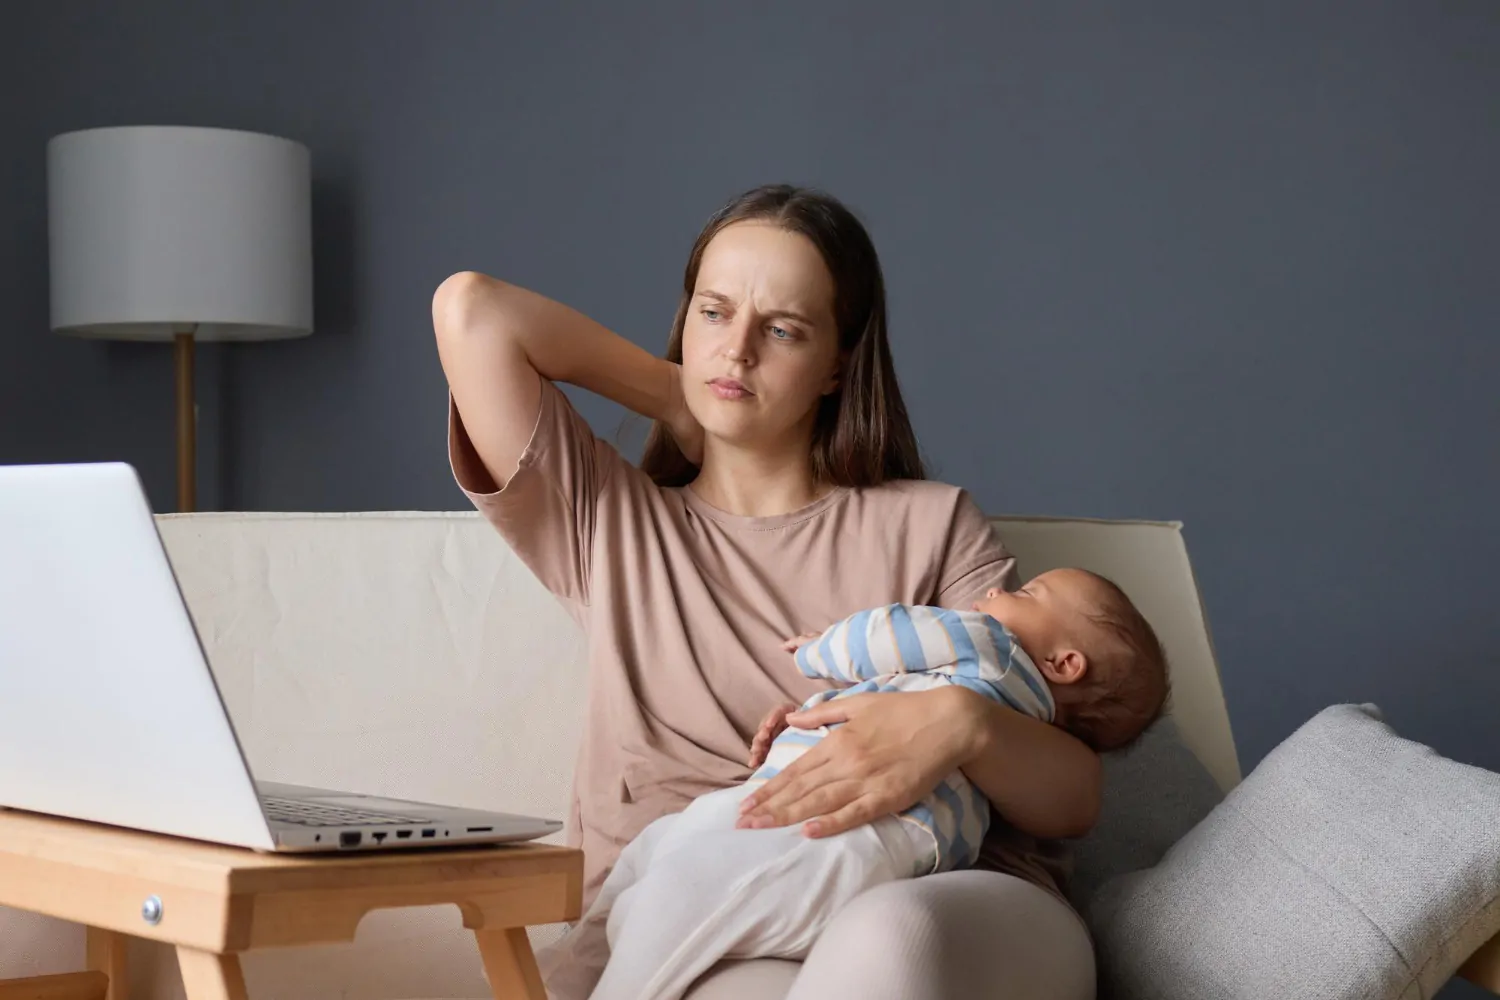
[973,569,1168,752]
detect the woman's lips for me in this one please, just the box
[708,378,754,401]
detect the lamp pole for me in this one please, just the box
[174,327,197,512]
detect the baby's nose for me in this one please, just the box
[985,588,1001,599]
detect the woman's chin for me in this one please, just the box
[698,417,770,451]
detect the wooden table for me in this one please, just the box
[0,808,582,1000]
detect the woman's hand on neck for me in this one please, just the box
[688,433,833,519]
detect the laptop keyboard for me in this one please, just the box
[261,795,434,827]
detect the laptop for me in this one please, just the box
[0,462,562,852]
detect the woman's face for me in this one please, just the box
[679,221,842,453]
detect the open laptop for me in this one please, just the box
[0,462,562,852]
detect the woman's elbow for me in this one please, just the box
[1059,748,1103,839]
[432,270,503,345]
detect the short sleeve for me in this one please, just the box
[448,379,621,608]
[935,490,1019,609]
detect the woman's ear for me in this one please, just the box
[822,351,849,396]
[1039,650,1088,686]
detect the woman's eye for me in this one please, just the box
[769,325,792,340]
[702,308,722,321]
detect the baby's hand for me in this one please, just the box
[781,630,824,653]
[747,702,799,769]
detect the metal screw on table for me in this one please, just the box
[141,895,163,925]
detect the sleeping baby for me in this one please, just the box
[541,567,1169,1000]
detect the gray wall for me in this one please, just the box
[4,4,1498,990]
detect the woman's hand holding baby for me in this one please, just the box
[736,686,984,839]
[739,626,980,838]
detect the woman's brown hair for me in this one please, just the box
[641,184,925,488]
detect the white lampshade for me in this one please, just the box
[47,125,313,342]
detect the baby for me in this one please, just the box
[540,568,1168,1000]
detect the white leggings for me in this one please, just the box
[538,784,1095,1000]
[683,871,1096,1000]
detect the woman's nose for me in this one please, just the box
[722,322,756,365]
[985,588,1001,599]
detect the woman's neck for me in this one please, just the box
[688,438,832,518]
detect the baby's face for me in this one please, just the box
[971,569,1096,653]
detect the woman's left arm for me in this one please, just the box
[959,689,1101,839]
[736,685,1101,841]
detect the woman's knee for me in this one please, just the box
[789,872,1095,1000]
[818,875,948,953]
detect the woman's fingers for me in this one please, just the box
[741,691,960,838]
[747,702,799,766]
[666,365,706,465]
[738,777,865,830]
[802,793,883,839]
[738,750,831,819]
[747,721,779,767]
[785,694,866,730]
[760,702,798,729]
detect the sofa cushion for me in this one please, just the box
[1090,703,1500,1000]
[1066,714,1225,913]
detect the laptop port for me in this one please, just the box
[466,826,493,833]
[339,831,362,849]
[421,829,436,838]
[396,830,412,839]
[372,831,387,843]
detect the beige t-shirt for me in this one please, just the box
[450,380,1070,907]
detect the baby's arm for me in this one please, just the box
[790,604,967,682]
[928,610,1053,717]
[789,606,1051,717]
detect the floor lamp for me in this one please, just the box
[47,125,313,511]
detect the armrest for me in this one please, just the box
[1461,931,1500,995]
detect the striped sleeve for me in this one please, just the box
[793,605,1054,721]
[794,604,962,682]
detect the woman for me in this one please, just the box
[434,185,1098,999]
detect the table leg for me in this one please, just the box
[175,949,248,1000]
[474,927,546,1000]
[85,928,128,1000]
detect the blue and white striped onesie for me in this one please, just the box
[749,604,1056,874]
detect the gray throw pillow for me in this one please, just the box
[1067,715,1226,913]
[1090,703,1500,1000]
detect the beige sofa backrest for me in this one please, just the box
[159,512,587,829]
[0,510,1236,999]
[156,511,1238,797]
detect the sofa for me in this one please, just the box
[1,510,1495,998]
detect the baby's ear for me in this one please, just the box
[1040,649,1088,685]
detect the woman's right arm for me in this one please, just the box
[432,270,690,491]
